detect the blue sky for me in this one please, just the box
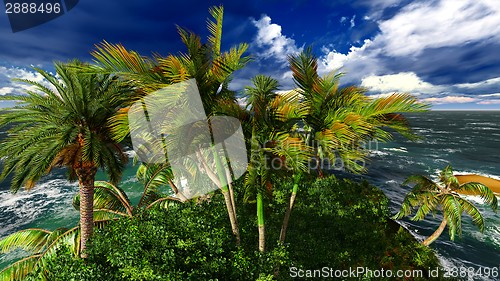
[1,0,499,109]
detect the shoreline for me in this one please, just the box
[455,174,500,195]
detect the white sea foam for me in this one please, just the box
[0,179,79,238]
[124,150,136,158]
[466,122,499,127]
[368,150,389,157]
[453,170,500,181]
[442,148,462,153]
[384,147,408,153]
[469,127,499,131]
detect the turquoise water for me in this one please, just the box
[1,111,499,278]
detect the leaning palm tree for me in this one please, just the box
[393,165,498,246]
[91,5,250,245]
[0,61,134,257]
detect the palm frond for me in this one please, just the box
[0,229,50,254]
[441,194,463,240]
[0,254,41,281]
[456,182,498,211]
[456,197,485,232]
[207,5,224,57]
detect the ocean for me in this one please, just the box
[1,111,499,279]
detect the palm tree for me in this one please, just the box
[0,61,134,257]
[288,48,428,174]
[393,165,498,246]
[90,6,250,245]
[244,75,310,252]
[277,48,429,243]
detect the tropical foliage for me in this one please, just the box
[0,61,134,258]
[393,165,498,245]
[0,179,181,280]
[90,5,250,245]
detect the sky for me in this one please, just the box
[0,0,499,110]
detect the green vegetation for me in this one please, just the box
[393,165,498,246]
[23,177,443,280]
[2,4,492,281]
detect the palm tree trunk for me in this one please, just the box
[316,157,324,178]
[257,192,265,252]
[212,146,241,246]
[225,167,237,219]
[76,166,97,258]
[423,217,447,246]
[279,173,301,243]
[221,190,240,245]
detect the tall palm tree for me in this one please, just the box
[244,75,310,252]
[0,61,134,257]
[277,48,429,243]
[393,165,498,246]
[90,6,250,245]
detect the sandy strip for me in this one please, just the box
[455,174,500,196]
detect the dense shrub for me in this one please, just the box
[274,175,446,280]
[28,194,288,281]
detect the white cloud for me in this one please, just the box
[350,15,356,28]
[0,87,14,95]
[251,15,302,62]
[340,16,347,23]
[318,39,374,74]
[0,66,52,97]
[375,0,500,56]
[421,96,478,104]
[456,77,500,89]
[315,0,500,81]
[479,93,500,97]
[360,72,442,94]
[478,100,500,105]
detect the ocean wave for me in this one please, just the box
[442,148,462,153]
[368,150,389,157]
[0,179,78,238]
[384,147,408,153]
[466,122,499,127]
[468,127,499,131]
[453,170,500,181]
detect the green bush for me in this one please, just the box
[275,175,446,280]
